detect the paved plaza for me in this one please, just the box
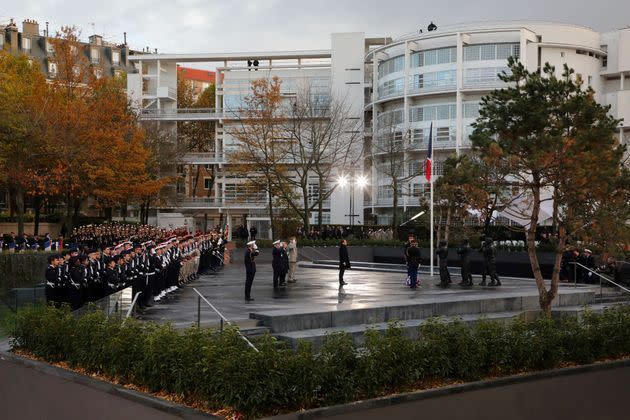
[137,251,594,330]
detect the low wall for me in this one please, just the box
[0,223,61,237]
[298,246,557,279]
[0,252,51,294]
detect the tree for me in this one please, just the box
[226,77,288,239]
[471,58,626,313]
[372,110,418,234]
[0,51,53,236]
[273,86,363,232]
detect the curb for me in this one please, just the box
[0,350,219,419]
[265,358,630,419]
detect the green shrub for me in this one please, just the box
[9,304,630,418]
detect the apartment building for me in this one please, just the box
[128,22,630,236]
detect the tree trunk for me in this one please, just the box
[317,177,324,232]
[302,184,310,235]
[444,206,452,243]
[121,200,128,222]
[525,183,551,313]
[33,196,42,236]
[14,185,25,237]
[105,207,113,222]
[267,182,275,239]
[139,203,146,225]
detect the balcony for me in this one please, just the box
[139,108,225,121]
[181,152,225,165]
[174,197,267,210]
[408,140,457,151]
[156,86,177,101]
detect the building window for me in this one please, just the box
[203,178,212,190]
[463,102,480,119]
[112,50,120,65]
[47,61,58,78]
[464,43,520,61]
[378,55,404,78]
[409,70,456,92]
[463,67,511,87]
[588,75,593,86]
[411,47,456,67]
[91,48,100,64]
[22,37,31,53]
[45,39,55,55]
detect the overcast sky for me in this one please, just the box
[4,0,630,60]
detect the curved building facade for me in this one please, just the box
[363,22,610,225]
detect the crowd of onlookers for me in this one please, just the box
[561,245,629,286]
[1,232,60,252]
[232,224,397,242]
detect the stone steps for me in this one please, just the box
[276,310,520,349]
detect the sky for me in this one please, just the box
[4,0,630,61]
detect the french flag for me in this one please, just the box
[425,122,433,182]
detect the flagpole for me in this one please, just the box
[429,145,434,278]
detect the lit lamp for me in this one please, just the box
[337,173,368,227]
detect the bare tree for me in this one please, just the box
[273,86,363,232]
[372,109,419,233]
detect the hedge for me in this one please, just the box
[10,305,630,418]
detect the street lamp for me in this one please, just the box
[337,173,368,227]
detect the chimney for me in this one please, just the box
[89,34,102,46]
[22,19,40,38]
[6,19,19,53]
[123,31,127,45]
[45,21,49,37]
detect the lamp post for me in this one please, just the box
[337,173,368,227]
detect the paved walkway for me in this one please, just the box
[0,354,208,420]
[138,253,593,329]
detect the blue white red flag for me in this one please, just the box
[425,122,433,182]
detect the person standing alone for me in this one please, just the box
[405,239,421,289]
[339,239,351,287]
[244,240,259,301]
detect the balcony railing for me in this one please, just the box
[181,152,226,164]
[175,197,268,209]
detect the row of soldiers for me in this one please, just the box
[405,236,501,288]
[45,228,227,310]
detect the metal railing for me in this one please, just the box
[192,288,259,352]
[123,292,143,323]
[570,261,630,302]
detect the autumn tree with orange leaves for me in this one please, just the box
[0,26,165,233]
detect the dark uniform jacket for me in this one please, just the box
[339,245,351,269]
[245,248,259,274]
[406,246,421,266]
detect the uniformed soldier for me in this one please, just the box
[481,237,501,286]
[436,241,451,287]
[244,240,259,301]
[457,239,474,286]
[45,254,62,306]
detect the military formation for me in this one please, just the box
[44,223,227,310]
[404,236,502,289]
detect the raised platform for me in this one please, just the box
[250,289,597,348]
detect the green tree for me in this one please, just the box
[471,58,626,313]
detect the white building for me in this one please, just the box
[127,22,630,236]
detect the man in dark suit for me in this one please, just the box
[405,239,421,289]
[244,240,259,301]
[339,239,351,287]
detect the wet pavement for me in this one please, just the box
[137,252,592,329]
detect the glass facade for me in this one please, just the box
[463,43,520,62]
[411,47,456,67]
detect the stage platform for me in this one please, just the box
[134,253,626,348]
